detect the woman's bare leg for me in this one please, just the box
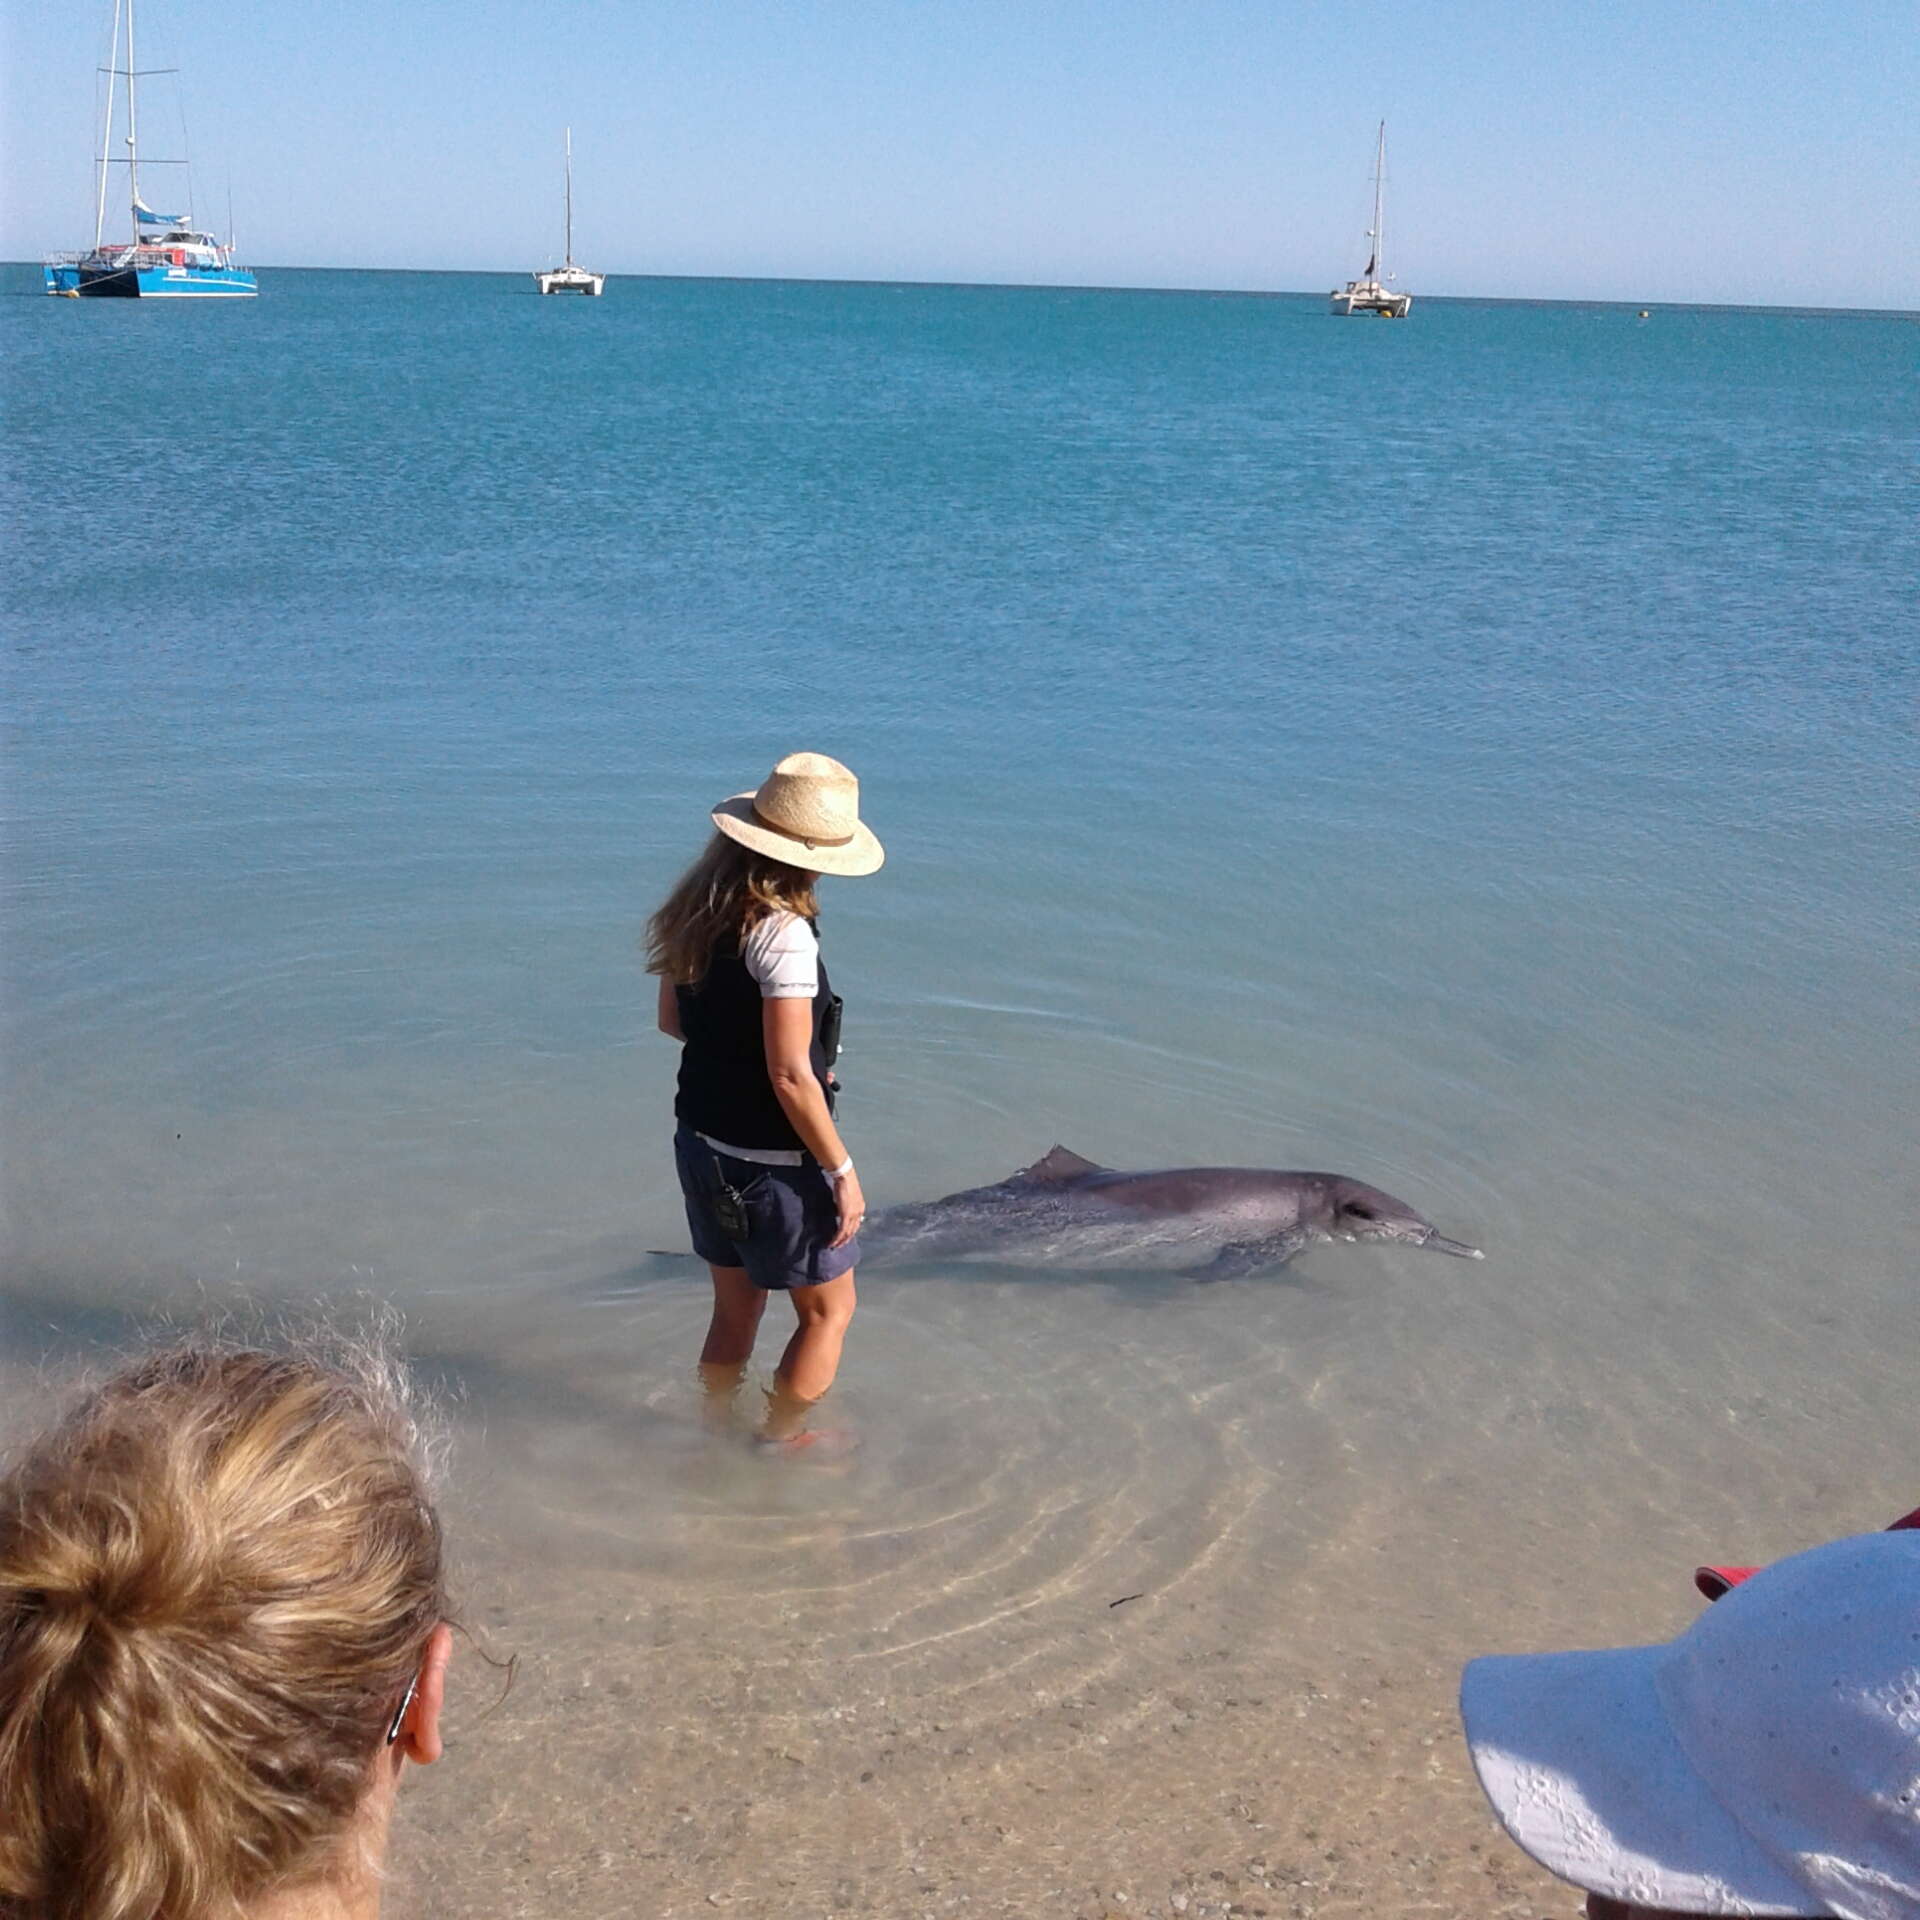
[763,1270,857,1438]
[699,1264,767,1424]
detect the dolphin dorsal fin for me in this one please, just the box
[1007,1144,1106,1186]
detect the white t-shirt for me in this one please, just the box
[699,912,820,1165]
[741,911,819,1000]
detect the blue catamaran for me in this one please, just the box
[44,0,257,298]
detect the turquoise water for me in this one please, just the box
[5,272,1912,1294]
[3,268,1918,1913]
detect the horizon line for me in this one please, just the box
[7,260,1916,319]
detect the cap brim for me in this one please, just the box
[1461,1646,1826,1915]
[711,793,885,877]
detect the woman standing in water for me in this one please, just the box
[647,753,884,1449]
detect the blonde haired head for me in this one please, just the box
[646,830,822,986]
[0,1337,448,1920]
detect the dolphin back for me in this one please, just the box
[1002,1144,1108,1188]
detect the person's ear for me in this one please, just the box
[398,1622,454,1766]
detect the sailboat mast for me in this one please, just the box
[125,0,141,236]
[94,0,124,248]
[1371,121,1386,283]
[564,127,573,268]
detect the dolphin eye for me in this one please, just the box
[1345,1204,1378,1221]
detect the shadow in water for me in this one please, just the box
[585,1246,1323,1310]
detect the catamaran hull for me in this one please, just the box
[1329,290,1412,318]
[68,263,258,298]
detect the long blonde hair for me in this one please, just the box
[0,1338,447,1920]
[645,832,821,987]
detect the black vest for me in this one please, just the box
[673,927,836,1154]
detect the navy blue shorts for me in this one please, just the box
[673,1127,860,1291]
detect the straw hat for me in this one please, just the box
[711,753,885,877]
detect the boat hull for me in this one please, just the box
[83,264,258,298]
[1329,286,1412,318]
[534,269,605,296]
[46,258,259,298]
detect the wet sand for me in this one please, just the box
[16,1196,1906,1920]
[382,1266,1907,1920]
[388,1274,1587,1919]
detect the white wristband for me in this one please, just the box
[825,1157,854,1181]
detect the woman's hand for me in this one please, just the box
[828,1164,865,1249]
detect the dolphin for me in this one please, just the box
[860,1145,1484,1280]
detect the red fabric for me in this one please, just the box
[1695,1506,1920,1603]
[1694,1565,1758,1601]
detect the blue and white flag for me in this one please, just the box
[134,199,183,228]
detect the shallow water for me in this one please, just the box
[3,268,1917,1915]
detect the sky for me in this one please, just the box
[4,0,1916,308]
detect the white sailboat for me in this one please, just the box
[534,129,604,296]
[1330,122,1411,318]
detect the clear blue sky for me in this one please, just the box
[5,0,1916,306]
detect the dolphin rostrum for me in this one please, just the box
[860,1145,1484,1280]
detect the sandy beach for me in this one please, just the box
[391,1276,1915,1919]
[11,1229,1915,1919]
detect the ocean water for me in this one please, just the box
[3,268,1917,1916]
